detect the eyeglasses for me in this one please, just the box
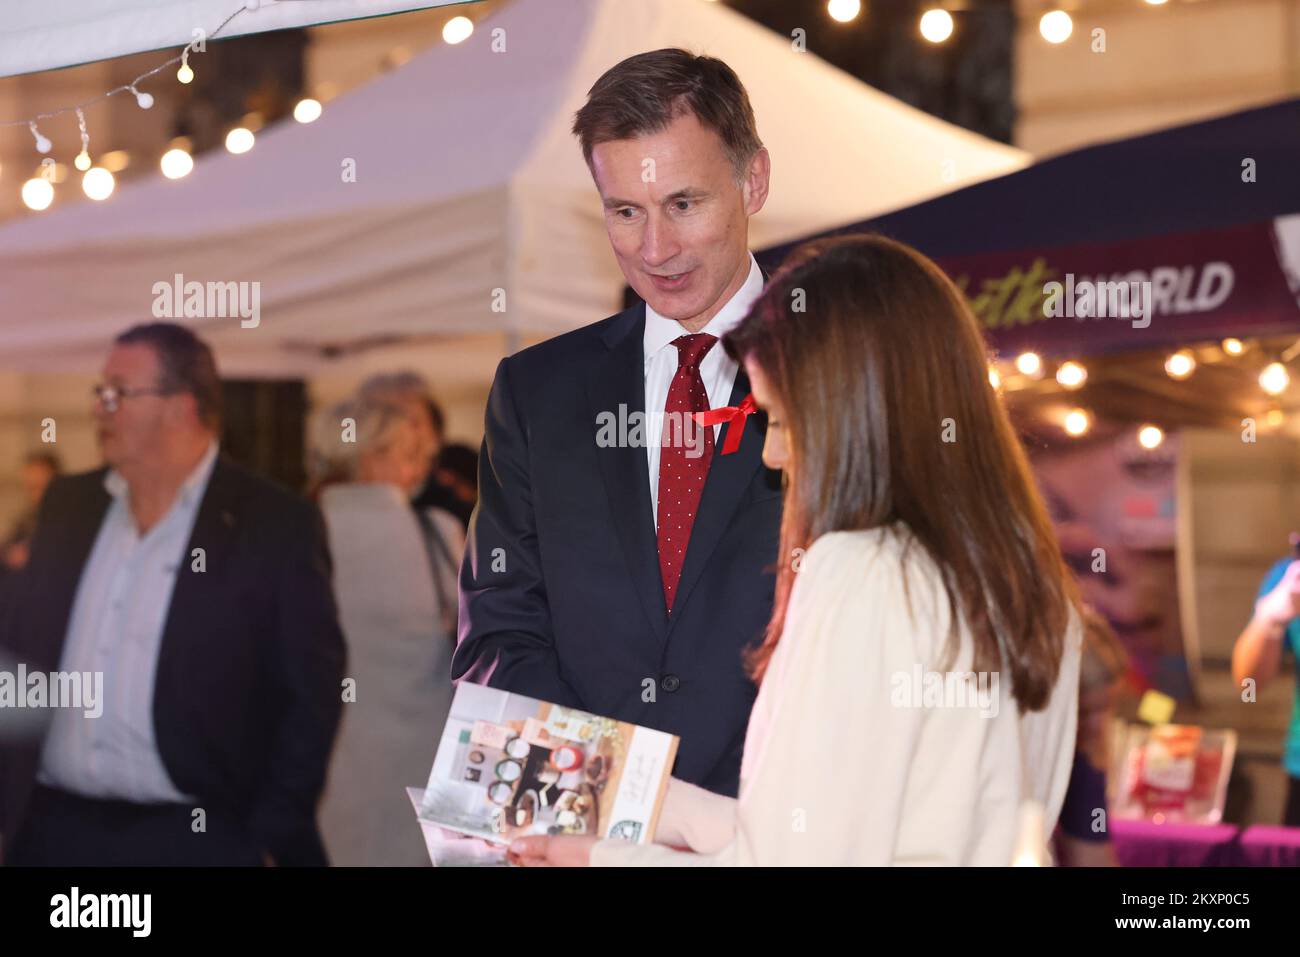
[92,383,175,413]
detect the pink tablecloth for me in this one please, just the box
[1110,819,1241,867]
[1111,819,1300,866]
[1238,825,1300,867]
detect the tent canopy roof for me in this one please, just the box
[0,0,1027,376]
[759,96,1300,266]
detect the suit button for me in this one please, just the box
[661,674,681,693]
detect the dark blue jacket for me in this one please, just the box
[0,458,345,865]
[452,301,783,797]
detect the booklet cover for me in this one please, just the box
[418,684,679,846]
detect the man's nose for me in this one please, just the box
[640,213,679,267]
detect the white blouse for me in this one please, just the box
[591,525,1082,866]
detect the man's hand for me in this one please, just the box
[507,834,599,867]
[1254,560,1300,632]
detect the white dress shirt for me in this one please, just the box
[644,252,765,524]
[37,441,220,803]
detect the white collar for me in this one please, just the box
[643,253,764,360]
[104,439,220,507]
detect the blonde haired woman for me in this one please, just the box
[313,396,463,866]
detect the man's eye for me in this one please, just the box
[674,200,691,211]
[616,208,637,219]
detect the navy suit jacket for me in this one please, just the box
[0,457,346,865]
[451,301,783,797]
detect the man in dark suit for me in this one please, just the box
[0,323,345,866]
[453,49,782,798]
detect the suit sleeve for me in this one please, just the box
[451,357,583,708]
[249,501,347,866]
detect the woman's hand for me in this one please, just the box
[507,834,599,867]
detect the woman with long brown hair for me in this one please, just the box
[511,234,1082,866]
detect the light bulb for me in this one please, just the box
[1056,360,1087,389]
[1164,350,1196,380]
[827,0,862,22]
[1261,362,1290,396]
[1222,338,1244,356]
[74,150,92,172]
[442,15,474,44]
[177,63,194,84]
[1039,10,1072,44]
[82,166,115,201]
[134,89,154,109]
[1138,425,1164,450]
[160,148,194,179]
[1015,351,1042,377]
[225,128,255,154]
[293,98,322,124]
[1064,409,1090,437]
[920,9,954,43]
[21,177,54,211]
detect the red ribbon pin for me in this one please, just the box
[694,393,758,455]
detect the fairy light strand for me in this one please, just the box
[0,4,252,131]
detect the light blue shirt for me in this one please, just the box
[1254,557,1300,777]
[37,441,219,803]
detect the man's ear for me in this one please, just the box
[174,391,203,430]
[743,147,771,218]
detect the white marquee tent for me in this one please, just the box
[0,0,452,78]
[0,0,1028,379]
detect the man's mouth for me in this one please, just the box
[649,269,693,291]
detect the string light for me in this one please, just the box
[1138,425,1164,450]
[988,365,1001,390]
[1261,361,1290,396]
[1,3,257,205]
[1056,360,1087,389]
[442,15,475,44]
[225,127,255,154]
[29,122,51,154]
[827,0,862,22]
[1164,350,1196,380]
[160,147,194,179]
[293,98,322,124]
[1222,338,1244,356]
[82,167,115,201]
[1015,351,1042,377]
[21,177,54,211]
[920,9,954,43]
[1064,409,1091,437]
[1039,10,1072,44]
[73,108,92,171]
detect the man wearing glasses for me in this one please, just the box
[0,323,345,866]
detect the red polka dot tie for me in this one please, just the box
[657,333,717,614]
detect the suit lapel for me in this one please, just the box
[586,304,669,645]
[156,458,244,676]
[667,366,766,630]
